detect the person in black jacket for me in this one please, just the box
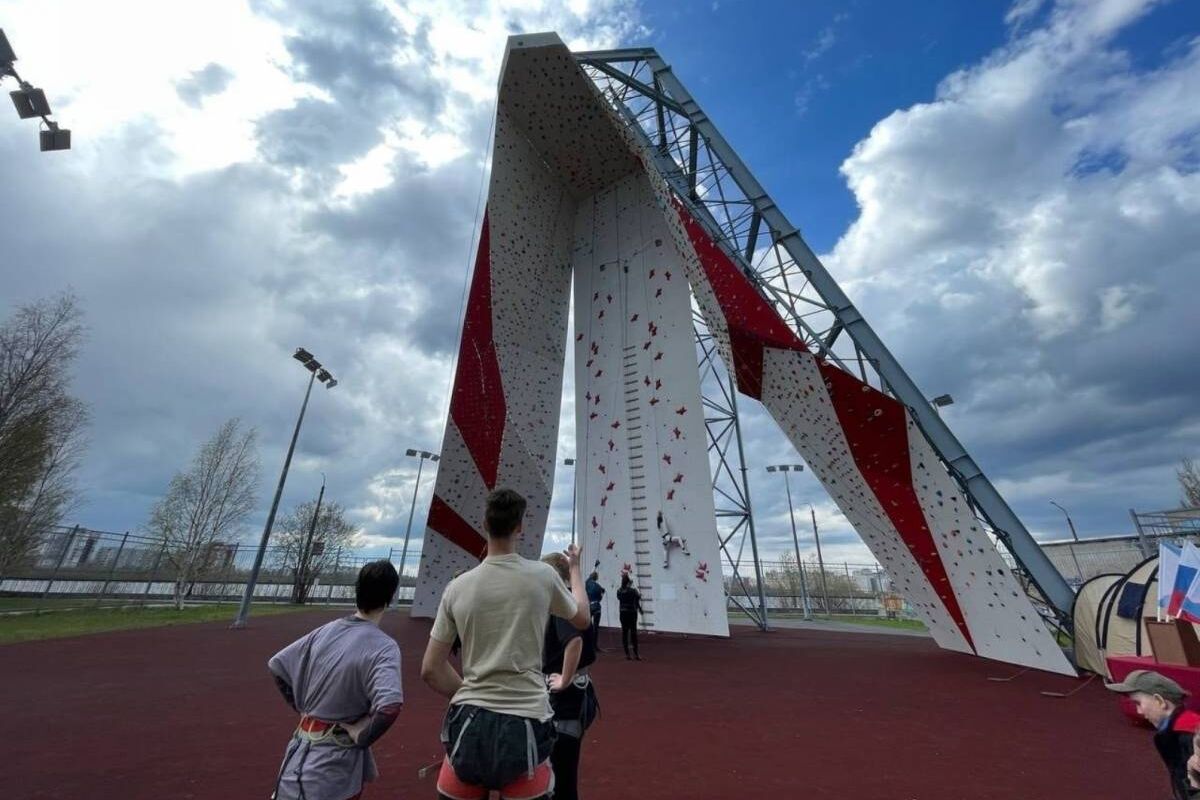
[542,553,599,800]
[616,572,643,661]
[585,569,605,652]
[1107,669,1200,800]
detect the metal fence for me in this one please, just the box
[0,526,415,610]
[724,559,911,617]
[7,524,1166,617]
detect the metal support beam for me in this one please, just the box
[577,49,1075,622]
[637,54,1074,621]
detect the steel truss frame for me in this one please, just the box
[573,47,1075,627]
[694,310,770,630]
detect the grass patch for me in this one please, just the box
[729,609,927,632]
[0,602,309,645]
[0,597,145,611]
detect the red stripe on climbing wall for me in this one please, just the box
[819,364,975,651]
[449,212,506,490]
[427,494,488,560]
[672,196,974,650]
[671,198,806,398]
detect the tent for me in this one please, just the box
[1072,557,1159,676]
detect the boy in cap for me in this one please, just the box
[1107,669,1200,800]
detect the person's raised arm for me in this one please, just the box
[420,636,463,699]
[564,543,590,630]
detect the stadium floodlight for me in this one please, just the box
[931,394,955,408]
[10,85,50,118]
[0,30,17,68]
[317,368,332,383]
[40,121,69,151]
[396,448,441,597]
[233,347,339,628]
[1,29,71,152]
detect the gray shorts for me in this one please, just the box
[440,704,556,790]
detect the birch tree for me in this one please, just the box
[146,419,260,609]
[0,294,88,572]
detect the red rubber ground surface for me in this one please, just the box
[2,610,1163,799]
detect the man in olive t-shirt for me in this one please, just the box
[422,488,590,799]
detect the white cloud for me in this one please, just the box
[820,0,1200,550]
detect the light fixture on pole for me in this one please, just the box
[1050,499,1084,586]
[930,394,954,416]
[766,464,811,620]
[397,449,439,602]
[563,457,576,545]
[232,348,338,628]
[1,29,71,152]
[808,503,832,617]
[294,473,326,604]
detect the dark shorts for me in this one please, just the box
[439,704,556,792]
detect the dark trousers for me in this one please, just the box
[590,610,602,650]
[619,610,639,657]
[550,732,582,800]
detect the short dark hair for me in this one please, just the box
[485,488,526,538]
[356,560,399,612]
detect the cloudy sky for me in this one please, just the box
[2,0,1198,569]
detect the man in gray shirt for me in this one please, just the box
[268,560,403,800]
[421,488,590,800]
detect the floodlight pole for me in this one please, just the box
[397,450,438,596]
[810,504,832,617]
[233,368,317,628]
[564,457,577,545]
[769,466,812,620]
[295,475,325,604]
[1050,500,1084,585]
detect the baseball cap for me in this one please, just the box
[1105,670,1188,702]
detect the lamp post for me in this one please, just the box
[1,29,71,151]
[294,474,326,604]
[398,449,439,594]
[564,458,576,545]
[808,504,832,617]
[1050,500,1084,585]
[766,464,811,620]
[930,394,954,416]
[233,348,337,628]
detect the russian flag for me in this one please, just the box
[1160,542,1183,612]
[1181,569,1200,624]
[1167,543,1200,618]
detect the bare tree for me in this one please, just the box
[272,499,359,604]
[146,419,260,609]
[0,294,88,572]
[1179,458,1200,509]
